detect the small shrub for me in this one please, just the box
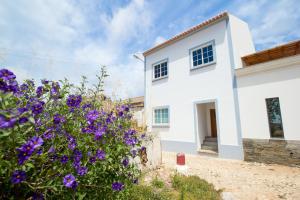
[128,185,175,200]
[0,67,147,199]
[151,176,165,188]
[171,174,221,200]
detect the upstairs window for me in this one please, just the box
[266,97,284,138]
[153,60,168,80]
[153,107,169,126]
[191,42,215,69]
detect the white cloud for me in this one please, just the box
[233,0,300,49]
[0,0,151,99]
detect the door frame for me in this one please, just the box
[193,99,221,151]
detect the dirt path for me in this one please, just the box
[160,152,300,200]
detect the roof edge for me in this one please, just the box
[143,11,228,57]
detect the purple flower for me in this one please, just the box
[41,79,49,85]
[89,156,96,164]
[19,117,28,124]
[72,161,81,169]
[131,149,137,158]
[68,141,76,150]
[0,69,16,81]
[50,82,60,98]
[31,101,45,115]
[43,128,55,140]
[17,141,35,165]
[73,150,82,162]
[66,95,82,108]
[112,182,124,191]
[96,149,106,160]
[48,146,55,153]
[53,114,65,124]
[20,83,29,92]
[124,137,137,146]
[18,107,28,114]
[94,126,106,140]
[11,170,26,184]
[0,115,17,129]
[82,124,96,134]
[32,192,44,200]
[63,174,77,189]
[30,136,43,149]
[122,157,129,167]
[60,155,69,164]
[77,166,88,176]
[36,86,44,97]
[86,110,99,122]
[0,79,8,92]
[82,103,91,111]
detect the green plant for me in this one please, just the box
[151,176,165,188]
[0,67,147,199]
[171,174,221,200]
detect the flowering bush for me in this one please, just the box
[0,67,146,199]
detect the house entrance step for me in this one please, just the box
[204,137,217,142]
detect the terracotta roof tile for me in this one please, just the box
[242,40,300,66]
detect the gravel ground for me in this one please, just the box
[160,152,300,200]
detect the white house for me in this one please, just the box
[142,12,300,165]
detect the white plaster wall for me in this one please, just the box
[132,108,144,127]
[144,19,244,151]
[205,102,215,137]
[237,59,300,140]
[227,14,255,69]
[196,104,208,146]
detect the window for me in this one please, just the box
[266,97,284,138]
[153,107,169,126]
[153,60,168,80]
[191,42,215,69]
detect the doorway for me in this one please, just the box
[210,109,217,138]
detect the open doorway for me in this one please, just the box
[196,101,218,153]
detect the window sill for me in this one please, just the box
[152,124,169,128]
[152,75,168,82]
[190,61,216,71]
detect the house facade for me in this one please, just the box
[142,12,300,165]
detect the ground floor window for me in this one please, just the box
[265,97,284,138]
[154,107,169,126]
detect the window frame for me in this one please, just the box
[152,58,169,81]
[152,106,170,127]
[265,97,285,139]
[189,40,216,70]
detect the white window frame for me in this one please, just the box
[189,40,216,70]
[152,58,168,81]
[152,106,169,127]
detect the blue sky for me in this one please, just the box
[0,0,299,99]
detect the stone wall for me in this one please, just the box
[243,138,300,166]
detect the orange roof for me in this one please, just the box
[242,40,300,66]
[143,12,228,56]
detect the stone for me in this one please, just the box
[243,138,300,166]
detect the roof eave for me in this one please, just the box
[143,12,228,57]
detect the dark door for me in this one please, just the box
[210,109,217,137]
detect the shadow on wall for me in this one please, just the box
[237,65,300,88]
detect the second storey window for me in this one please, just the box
[191,42,215,69]
[153,60,168,80]
[154,107,169,126]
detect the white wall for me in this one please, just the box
[228,14,255,69]
[237,55,300,140]
[144,16,253,159]
[196,104,208,146]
